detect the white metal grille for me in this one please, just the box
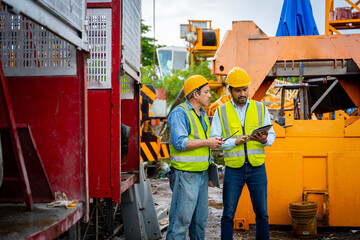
[121,74,134,100]
[86,8,112,89]
[3,0,88,50]
[0,6,77,76]
[122,0,141,82]
[36,0,84,31]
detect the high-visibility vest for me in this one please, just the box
[169,103,210,171]
[218,99,265,168]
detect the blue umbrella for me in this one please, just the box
[276,0,319,36]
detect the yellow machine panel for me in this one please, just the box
[234,114,360,227]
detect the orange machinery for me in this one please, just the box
[180,20,220,62]
[325,0,360,35]
[212,21,360,229]
[180,20,225,96]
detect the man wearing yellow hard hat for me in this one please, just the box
[166,75,224,240]
[210,67,275,240]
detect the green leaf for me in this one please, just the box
[141,20,165,67]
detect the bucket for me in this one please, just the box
[289,201,318,238]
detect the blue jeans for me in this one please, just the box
[166,168,209,240]
[221,163,269,240]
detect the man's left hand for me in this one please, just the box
[208,181,215,188]
[250,130,268,144]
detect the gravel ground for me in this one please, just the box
[150,178,360,240]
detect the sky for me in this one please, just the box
[141,0,338,47]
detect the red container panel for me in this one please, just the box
[121,88,141,173]
[0,52,88,204]
[88,90,112,198]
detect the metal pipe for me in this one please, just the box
[152,0,156,86]
[158,87,184,137]
[311,79,338,113]
[169,87,185,113]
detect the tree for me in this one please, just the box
[141,20,164,67]
[142,60,219,107]
[141,22,219,107]
[141,65,162,88]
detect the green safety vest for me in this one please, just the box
[218,99,265,168]
[169,103,210,171]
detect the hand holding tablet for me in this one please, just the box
[247,124,273,142]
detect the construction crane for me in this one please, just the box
[180,20,225,96]
[180,20,220,64]
[326,0,360,34]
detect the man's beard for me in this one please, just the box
[236,96,247,104]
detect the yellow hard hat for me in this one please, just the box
[183,75,208,97]
[226,67,251,87]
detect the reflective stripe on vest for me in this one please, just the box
[223,149,265,158]
[169,103,210,171]
[219,99,265,168]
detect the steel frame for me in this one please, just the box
[87,0,141,203]
[325,0,360,34]
[0,61,33,210]
[3,0,88,50]
[213,21,360,105]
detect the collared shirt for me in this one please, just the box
[168,100,208,151]
[210,98,275,151]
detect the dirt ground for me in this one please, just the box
[151,177,223,240]
[150,178,360,240]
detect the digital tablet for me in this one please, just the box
[247,124,273,141]
[208,162,220,188]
